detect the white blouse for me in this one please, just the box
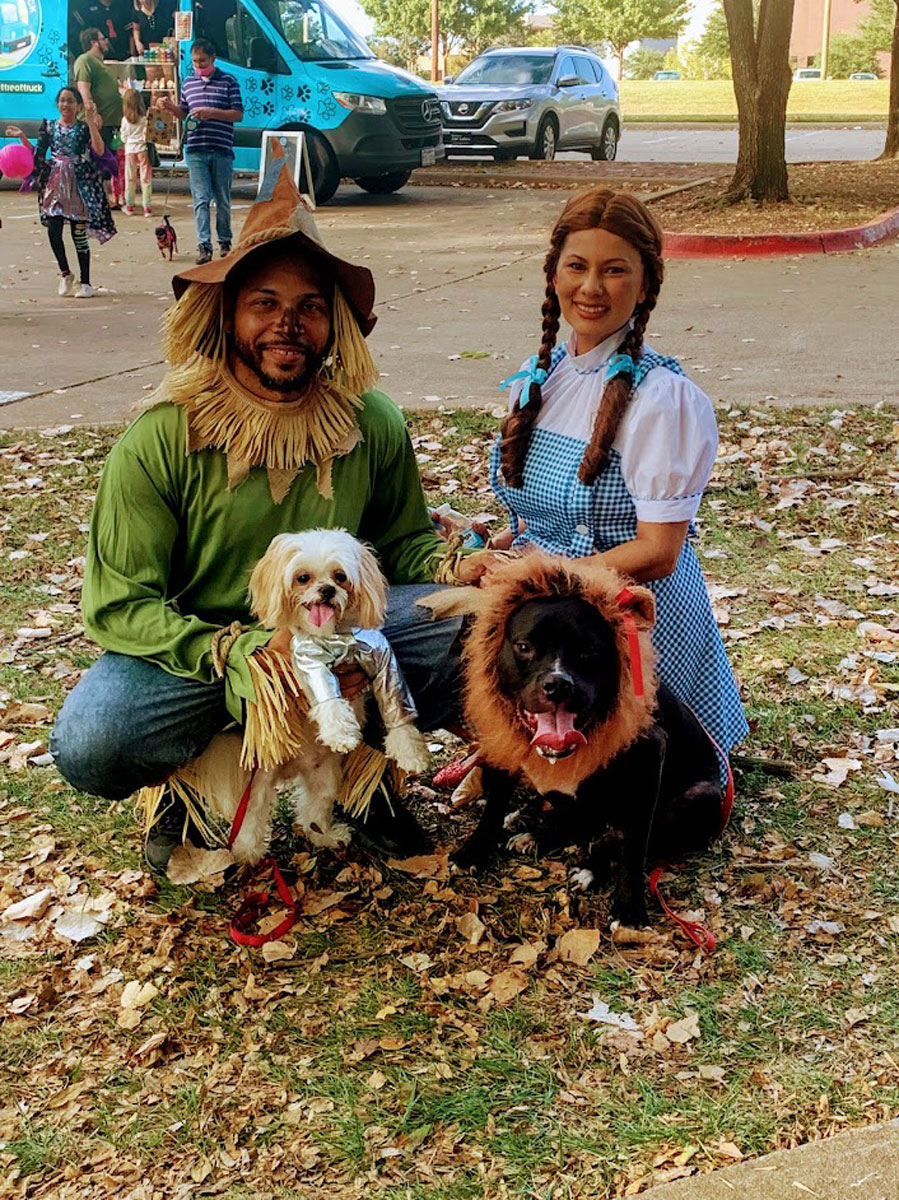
[508,330,718,524]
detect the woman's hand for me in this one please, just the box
[5,125,24,138]
[454,551,508,586]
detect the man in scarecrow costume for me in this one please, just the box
[51,151,469,868]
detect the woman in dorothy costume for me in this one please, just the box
[489,187,748,778]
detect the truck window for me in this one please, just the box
[256,0,372,62]
[196,0,287,71]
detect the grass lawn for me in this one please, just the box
[2,405,899,1197]
[621,79,890,122]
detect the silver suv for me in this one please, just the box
[438,46,620,162]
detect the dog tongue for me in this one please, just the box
[530,709,586,751]
[307,602,335,629]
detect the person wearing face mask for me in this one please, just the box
[157,38,243,264]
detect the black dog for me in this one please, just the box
[454,595,724,929]
[155,215,178,261]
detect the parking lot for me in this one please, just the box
[1,171,898,427]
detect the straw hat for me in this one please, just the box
[171,144,377,336]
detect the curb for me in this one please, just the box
[664,203,899,257]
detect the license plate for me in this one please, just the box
[421,147,436,166]
[447,133,470,145]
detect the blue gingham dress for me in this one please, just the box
[491,339,748,775]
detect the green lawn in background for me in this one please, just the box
[620,78,889,122]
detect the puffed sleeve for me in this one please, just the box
[617,367,718,523]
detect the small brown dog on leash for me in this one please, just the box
[155,216,178,261]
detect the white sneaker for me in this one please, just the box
[73,283,94,299]
[57,273,74,297]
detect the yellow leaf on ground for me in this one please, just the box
[489,967,529,1004]
[666,1011,701,1043]
[557,928,600,965]
[457,911,486,946]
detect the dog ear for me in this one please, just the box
[248,535,295,629]
[616,585,655,631]
[353,543,388,629]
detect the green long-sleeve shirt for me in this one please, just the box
[82,389,444,720]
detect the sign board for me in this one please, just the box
[174,10,192,40]
[258,130,315,209]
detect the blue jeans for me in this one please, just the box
[50,585,464,801]
[186,149,234,248]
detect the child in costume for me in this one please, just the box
[489,187,748,780]
[120,89,153,216]
[6,86,116,299]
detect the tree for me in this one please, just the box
[856,0,899,158]
[815,32,880,78]
[623,46,667,78]
[360,0,530,69]
[360,0,429,68]
[722,0,795,202]
[553,0,690,81]
[690,0,736,77]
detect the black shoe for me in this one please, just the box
[342,782,431,859]
[219,242,232,258]
[195,243,213,265]
[144,796,189,873]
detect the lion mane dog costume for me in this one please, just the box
[423,553,728,931]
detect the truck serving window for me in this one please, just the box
[256,0,373,61]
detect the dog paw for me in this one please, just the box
[502,807,523,831]
[384,724,429,775]
[506,831,535,854]
[312,700,362,754]
[609,902,650,931]
[451,842,491,873]
[306,820,352,849]
[569,868,595,892]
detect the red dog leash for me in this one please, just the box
[226,769,302,947]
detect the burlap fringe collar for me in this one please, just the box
[148,282,379,503]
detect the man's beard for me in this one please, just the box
[230,333,326,395]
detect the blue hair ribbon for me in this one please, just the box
[499,355,548,406]
[605,352,635,383]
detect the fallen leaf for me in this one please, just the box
[457,912,486,946]
[121,980,159,1009]
[557,928,600,965]
[261,939,295,962]
[509,940,545,967]
[489,967,529,1003]
[166,843,234,885]
[386,853,450,879]
[54,910,105,942]
[578,995,642,1034]
[666,1011,701,1043]
[2,889,53,923]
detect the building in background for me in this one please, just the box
[791,0,871,66]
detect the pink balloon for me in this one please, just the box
[0,142,35,180]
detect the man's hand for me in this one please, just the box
[191,107,215,121]
[266,629,370,700]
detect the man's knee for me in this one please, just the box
[50,702,136,800]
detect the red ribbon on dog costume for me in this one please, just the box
[227,770,302,947]
[614,586,645,699]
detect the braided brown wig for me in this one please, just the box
[499,188,664,488]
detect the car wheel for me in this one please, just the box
[354,170,412,195]
[590,118,619,162]
[529,116,557,162]
[304,129,341,204]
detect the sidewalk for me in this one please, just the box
[625,1119,899,1199]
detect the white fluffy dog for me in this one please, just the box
[187,529,429,864]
